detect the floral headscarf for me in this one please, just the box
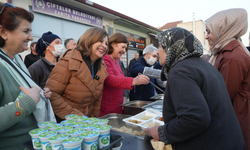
[157,27,203,80]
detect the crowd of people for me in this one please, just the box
[0,2,249,150]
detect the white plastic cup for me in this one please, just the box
[66,128,85,137]
[46,124,63,131]
[80,130,100,150]
[112,142,123,150]
[62,137,83,150]
[70,121,86,129]
[49,134,68,150]
[95,125,111,149]
[38,121,55,128]
[56,126,73,134]
[38,131,57,150]
[77,116,88,122]
[80,123,99,131]
[93,119,109,126]
[65,114,79,120]
[29,128,48,150]
[61,120,76,126]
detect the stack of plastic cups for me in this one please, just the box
[62,137,83,150]
[95,125,112,149]
[38,131,57,150]
[80,130,100,150]
[49,134,68,150]
[29,128,48,150]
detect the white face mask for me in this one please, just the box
[52,44,63,57]
[147,56,157,66]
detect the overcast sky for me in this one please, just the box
[91,0,250,46]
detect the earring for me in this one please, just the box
[4,37,7,40]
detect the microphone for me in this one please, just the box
[94,75,100,80]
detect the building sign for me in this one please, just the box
[117,30,146,50]
[32,0,102,27]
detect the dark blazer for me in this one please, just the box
[159,57,246,150]
[129,56,155,101]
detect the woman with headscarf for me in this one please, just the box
[145,27,245,150]
[206,8,250,149]
[28,31,63,89]
[0,3,55,149]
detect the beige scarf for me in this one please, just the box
[206,8,250,65]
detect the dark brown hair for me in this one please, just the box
[108,32,129,54]
[76,27,108,56]
[0,3,34,47]
[30,41,36,48]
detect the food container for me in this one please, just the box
[80,130,100,150]
[70,121,86,128]
[38,121,55,128]
[60,119,76,126]
[95,125,112,149]
[29,128,48,149]
[77,116,88,122]
[46,123,63,131]
[93,119,109,126]
[66,128,85,137]
[81,123,99,131]
[121,100,152,115]
[150,94,164,100]
[56,126,73,134]
[48,134,68,150]
[65,114,79,120]
[142,100,163,112]
[112,142,123,150]
[140,119,164,130]
[62,137,83,150]
[38,131,57,150]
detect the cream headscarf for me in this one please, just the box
[206,8,250,65]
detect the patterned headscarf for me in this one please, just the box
[157,27,203,81]
[206,8,250,65]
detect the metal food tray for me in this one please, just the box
[142,100,163,112]
[150,94,164,100]
[121,100,152,115]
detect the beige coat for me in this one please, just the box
[45,49,108,119]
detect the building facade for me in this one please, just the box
[6,0,161,74]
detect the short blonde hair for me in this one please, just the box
[76,27,108,56]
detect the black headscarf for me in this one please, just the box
[157,27,203,81]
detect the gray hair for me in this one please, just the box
[64,38,74,48]
[143,45,158,55]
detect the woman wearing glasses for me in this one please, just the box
[0,3,55,149]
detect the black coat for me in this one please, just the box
[159,57,246,150]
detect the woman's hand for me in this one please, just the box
[132,74,150,86]
[43,88,52,99]
[145,126,160,141]
[20,86,41,104]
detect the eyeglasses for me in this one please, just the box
[0,3,15,15]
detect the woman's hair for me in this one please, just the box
[108,32,129,54]
[76,27,108,56]
[0,3,34,47]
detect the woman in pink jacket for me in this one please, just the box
[100,33,149,116]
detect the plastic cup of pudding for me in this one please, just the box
[71,121,86,128]
[46,124,63,131]
[93,119,109,126]
[61,119,76,126]
[49,134,68,150]
[65,114,79,120]
[29,128,48,150]
[56,126,73,134]
[81,123,99,131]
[77,116,88,122]
[66,128,85,137]
[62,137,83,150]
[38,121,55,128]
[38,131,57,150]
[80,130,100,150]
[95,125,111,149]
[82,118,95,124]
